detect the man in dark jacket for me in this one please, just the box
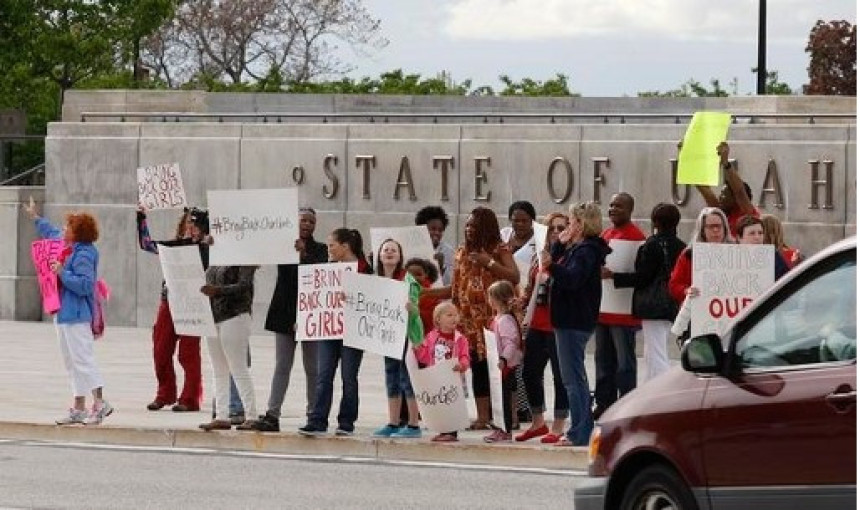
[255,208,328,432]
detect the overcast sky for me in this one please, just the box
[343,0,856,96]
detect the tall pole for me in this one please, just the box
[757,0,767,94]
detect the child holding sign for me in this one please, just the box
[414,302,470,442]
[483,280,523,443]
[372,239,423,439]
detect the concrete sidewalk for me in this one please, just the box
[0,320,670,471]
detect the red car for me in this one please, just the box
[576,237,856,510]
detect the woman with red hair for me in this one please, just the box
[23,197,113,426]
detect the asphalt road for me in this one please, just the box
[0,439,581,510]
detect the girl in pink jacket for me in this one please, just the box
[414,301,470,442]
[484,280,523,443]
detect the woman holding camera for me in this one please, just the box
[515,212,570,443]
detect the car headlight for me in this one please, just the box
[587,425,601,464]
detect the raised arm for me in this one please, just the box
[136,209,159,254]
[719,142,756,215]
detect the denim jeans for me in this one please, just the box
[554,328,593,445]
[308,340,364,432]
[384,356,414,398]
[593,324,637,411]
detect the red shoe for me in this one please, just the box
[540,433,562,444]
[515,424,549,442]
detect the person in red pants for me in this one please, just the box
[137,206,210,412]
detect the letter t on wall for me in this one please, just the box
[355,155,376,200]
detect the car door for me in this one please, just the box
[699,248,856,509]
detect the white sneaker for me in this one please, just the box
[86,401,114,425]
[56,408,88,425]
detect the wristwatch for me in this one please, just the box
[722,161,733,171]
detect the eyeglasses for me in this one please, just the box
[551,225,567,232]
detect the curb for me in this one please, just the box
[0,422,588,471]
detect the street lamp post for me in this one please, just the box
[757,0,767,94]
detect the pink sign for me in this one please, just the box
[31,239,65,314]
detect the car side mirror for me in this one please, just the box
[681,334,725,374]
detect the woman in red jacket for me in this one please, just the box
[668,207,732,305]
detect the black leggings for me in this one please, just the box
[500,372,516,433]
[522,328,569,418]
[470,352,491,397]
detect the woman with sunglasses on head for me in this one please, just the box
[136,205,211,412]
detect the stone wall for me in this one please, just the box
[32,114,855,329]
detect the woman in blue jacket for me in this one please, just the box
[23,197,112,426]
[540,202,610,446]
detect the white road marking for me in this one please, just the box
[4,439,583,476]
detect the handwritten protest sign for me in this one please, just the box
[677,111,732,186]
[483,328,504,422]
[405,350,470,433]
[296,262,357,341]
[158,245,217,337]
[691,243,774,337]
[137,163,188,210]
[370,226,437,270]
[208,188,299,265]
[30,239,65,314]
[534,222,549,269]
[600,239,644,314]
[342,272,409,358]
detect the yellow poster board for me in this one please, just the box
[677,112,732,186]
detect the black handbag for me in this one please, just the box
[632,240,679,321]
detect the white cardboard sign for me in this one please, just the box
[691,243,774,337]
[405,350,470,433]
[482,328,504,424]
[207,188,300,265]
[158,245,217,337]
[370,226,437,270]
[137,163,188,210]
[296,262,357,341]
[600,239,644,314]
[341,272,409,358]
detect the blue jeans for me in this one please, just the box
[308,340,364,432]
[554,328,593,445]
[593,324,637,411]
[384,356,414,398]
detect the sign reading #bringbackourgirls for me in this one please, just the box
[691,243,774,337]
[341,272,409,358]
[208,188,300,265]
[31,239,65,314]
[137,163,188,210]
[296,262,357,341]
[158,245,217,337]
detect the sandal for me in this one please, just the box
[555,437,574,447]
[431,433,458,442]
[467,420,492,431]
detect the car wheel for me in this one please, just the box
[619,464,698,510]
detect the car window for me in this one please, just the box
[735,256,856,369]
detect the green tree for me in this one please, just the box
[751,68,794,95]
[638,78,734,97]
[498,73,576,96]
[804,19,856,95]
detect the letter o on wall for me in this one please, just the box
[547,157,574,204]
[292,166,305,185]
